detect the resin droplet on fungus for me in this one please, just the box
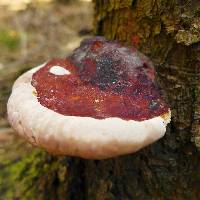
[49,66,71,75]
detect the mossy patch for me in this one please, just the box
[0,135,69,200]
[0,29,20,51]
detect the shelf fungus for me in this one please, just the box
[7,37,171,159]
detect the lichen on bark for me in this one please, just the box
[175,17,200,45]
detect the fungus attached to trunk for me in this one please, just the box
[7,37,171,159]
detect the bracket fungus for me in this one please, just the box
[7,37,171,159]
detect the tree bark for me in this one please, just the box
[1,1,200,200]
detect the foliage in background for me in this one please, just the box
[0,29,20,50]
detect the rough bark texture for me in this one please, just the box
[91,1,200,199]
[1,0,200,200]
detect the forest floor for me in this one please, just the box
[0,0,93,171]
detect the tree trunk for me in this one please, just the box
[1,1,200,199]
